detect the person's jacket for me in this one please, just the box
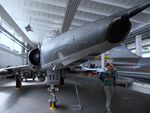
[99,68,116,86]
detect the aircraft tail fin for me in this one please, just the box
[109,44,141,58]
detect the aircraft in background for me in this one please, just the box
[110,44,150,83]
[0,2,150,110]
[81,44,150,83]
[81,64,104,73]
[0,65,46,82]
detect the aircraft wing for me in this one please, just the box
[0,65,29,71]
[109,44,141,66]
[109,44,150,83]
[0,65,30,78]
[109,44,141,59]
[117,71,150,83]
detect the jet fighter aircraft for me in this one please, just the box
[0,1,150,110]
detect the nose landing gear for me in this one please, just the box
[47,69,65,111]
[48,84,58,110]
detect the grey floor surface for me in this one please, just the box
[0,75,150,113]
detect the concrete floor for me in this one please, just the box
[0,75,150,113]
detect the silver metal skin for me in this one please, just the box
[110,44,150,83]
[41,17,118,70]
[110,44,150,73]
[36,2,150,71]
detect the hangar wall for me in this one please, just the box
[0,17,27,68]
[0,44,26,68]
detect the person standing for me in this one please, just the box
[99,63,116,113]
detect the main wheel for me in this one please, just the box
[60,76,64,86]
[38,76,45,82]
[16,78,22,89]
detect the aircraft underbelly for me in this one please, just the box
[41,41,119,70]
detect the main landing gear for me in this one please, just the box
[15,72,22,89]
[59,76,64,86]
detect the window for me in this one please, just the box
[0,18,26,54]
[0,33,13,50]
[2,19,14,34]
[0,32,22,53]
[13,42,22,53]
[14,32,23,42]
[0,16,2,25]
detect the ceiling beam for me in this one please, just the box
[23,5,144,25]
[32,0,67,8]
[22,1,144,25]
[32,22,61,28]
[128,23,150,37]
[130,19,145,24]
[33,24,60,30]
[32,0,149,21]
[30,15,81,27]
[8,5,81,28]
[34,27,57,32]
[124,23,150,44]
[78,6,144,24]
[92,0,150,15]
[36,7,144,27]
[24,6,95,22]
[0,5,36,48]
[61,0,81,33]
[31,18,62,27]
[79,6,109,16]
[23,6,94,24]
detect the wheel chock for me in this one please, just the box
[50,102,56,110]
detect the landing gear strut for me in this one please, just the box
[47,70,60,110]
[15,72,22,89]
[48,84,58,110]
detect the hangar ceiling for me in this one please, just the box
[0,0,150,44]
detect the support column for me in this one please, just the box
[101,53,105,69]
[21,47,25,65]
[136,35,142,56]
[25,43,28,65]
